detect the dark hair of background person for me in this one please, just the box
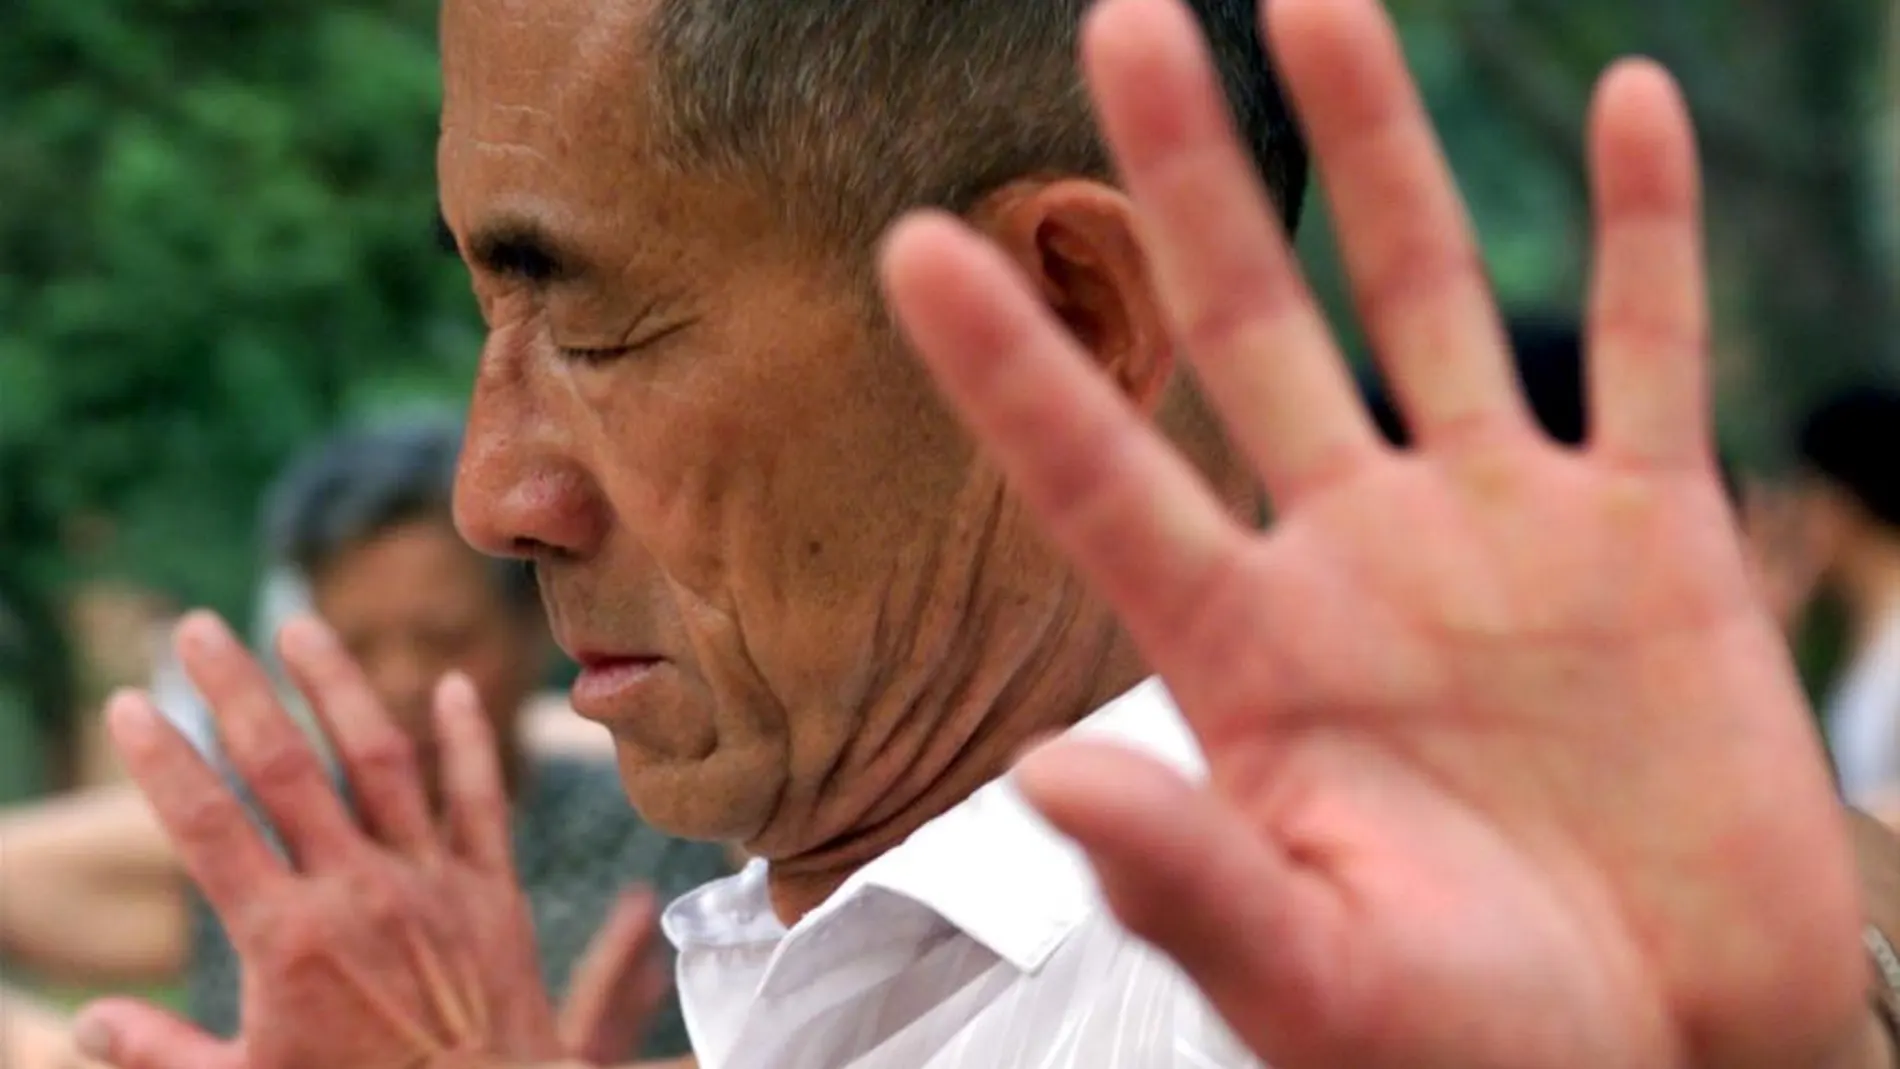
[261,419,538,612]
[1357,313,1742,502]
[1797,385,1900,531]
[643,0,1310,260]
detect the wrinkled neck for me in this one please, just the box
[763,628,1145,926]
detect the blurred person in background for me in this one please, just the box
[1361,311,1746,508]
[1779,385,1900,809]
[1361,312,1590,449]
[63,580,180,789]
[0,419,732,1069]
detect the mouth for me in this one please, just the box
[568,652,667,723]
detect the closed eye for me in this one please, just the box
[555,319,695,367]
[558,344,636,366]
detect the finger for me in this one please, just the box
[106,690,292,923]
[559,888,666,1064]
[880,213,1252,663]
[435,672,514,872]
[278,616,438,854]
[72,998,241,1069]
[1080,0,1383,501]
[1583,59,1710,470]
[1267,0,1526,443]
[173,611,358,867]
[1014,739,1336,1066]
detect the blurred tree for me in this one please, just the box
[0,0,479,765]
[1398,0,1899,459]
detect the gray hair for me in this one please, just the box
[261,419,538,612]
[647,0,1307,263]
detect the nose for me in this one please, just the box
[454,336,610,562]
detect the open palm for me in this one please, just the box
[73,616,674,1069]
[879,0,1865,1066]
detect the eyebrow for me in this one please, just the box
[436,209,584,285]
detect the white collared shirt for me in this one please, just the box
[1829,607,1900,802]
[662,678,1260,1069]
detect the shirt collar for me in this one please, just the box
[662,677,1206,975]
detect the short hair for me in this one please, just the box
[262,419,538,611]
[1798,385,1900,530]
[647,0,1307,261]
[1358,314,1742,501]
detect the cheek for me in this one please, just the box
[589,387,757,589]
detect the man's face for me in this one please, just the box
[437,0,1066,855]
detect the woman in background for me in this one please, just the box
[0,419,732,1068]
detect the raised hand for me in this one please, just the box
[73,613,565,1069]
[880,0,1867,1067]
[558,889,673,1066]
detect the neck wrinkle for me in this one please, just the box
[763,617,1147,927]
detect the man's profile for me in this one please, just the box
[65,1,1900,1068]
[431,0,1303,1062]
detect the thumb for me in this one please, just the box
[73,998,240,1069]
[1014,738,1333,1063]
[558,887,670,1063]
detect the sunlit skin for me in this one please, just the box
[437,0,1251,921]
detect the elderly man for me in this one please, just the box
[69,0,1900,1068]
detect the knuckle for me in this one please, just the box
[251,902,329,966]
[352,866,431,933]
[169,791,242,846]
[1351,234,1485,328]
[239,738,324,790]
[352,730,420,781]
[249,866,425,962]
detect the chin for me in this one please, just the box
[610,743,780,843]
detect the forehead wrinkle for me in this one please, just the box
[442,0,649,135]
[550,1,661,153]
[494,16,659,170]
[441,0,672,250]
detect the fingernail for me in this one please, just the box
[73,1016,113,1059]
[176,610,235,654]
[278,615,337,656]
[103,690,155,737]
[436,671,477,707]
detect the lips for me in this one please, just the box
[567,652,665,723]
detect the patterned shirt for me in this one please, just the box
[185,755,732,1060]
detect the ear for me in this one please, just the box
[972,180,1175,414]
